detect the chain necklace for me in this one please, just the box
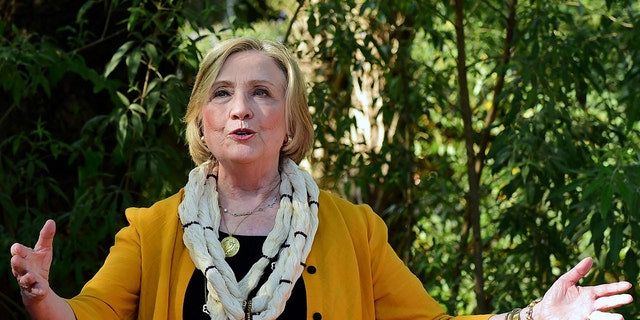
[219,184,280,258]
[220,195,280,217]
[179,158,320,319]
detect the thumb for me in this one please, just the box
[33,219,56,252]
[558,257,593,286]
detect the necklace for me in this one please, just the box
[220,195,280,217]
[220,214,252,258]
[219,184,281,258]
[178,159,319,319]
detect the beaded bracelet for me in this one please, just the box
[525,298,543,320]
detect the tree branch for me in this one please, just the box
[454,0,488,313]
[476,0,518,171]
[284,0,305,45]
[72,28,127,54]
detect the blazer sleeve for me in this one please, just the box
[364,206,443,319]
[65,208,143,320]
[365,205,491,320]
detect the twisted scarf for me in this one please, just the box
[178,158,319,319]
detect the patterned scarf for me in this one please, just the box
[178,158,319,319]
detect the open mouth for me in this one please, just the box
[230,129,255,136]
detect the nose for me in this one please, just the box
[230,94,253,120]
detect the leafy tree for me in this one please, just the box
[1,0,638,319]
[299,0,639,316]
[1,0,222,317]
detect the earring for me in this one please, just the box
[283,135,292,147]
[201,136,209,150]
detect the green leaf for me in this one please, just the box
[590,213,606,258]
[116,91,130,107]
[126,46,142,84]
[145,43,159,67]
[130,112,143,138]
[104,41,135,78]
[582,175,605,200]
[128,103,146,115]
[606,224,623,265]
[599,183,613,219]
[623,249,638,284]
[76,0,97,24]
[117,113,129,148]
[145,91,161,120]
[49,59,67,84]
[616,179,632,210]
[37,73,52,97]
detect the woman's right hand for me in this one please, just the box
[10,219,56,303]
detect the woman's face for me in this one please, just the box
[201,50,287,167]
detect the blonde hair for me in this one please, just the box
[184,37,314,165]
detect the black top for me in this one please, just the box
[183,232,307,319]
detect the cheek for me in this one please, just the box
[264,109,287,131]
[201,108,225,132]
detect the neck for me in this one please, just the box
[216,161,281,194]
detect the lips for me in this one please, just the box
[230,128,256,139]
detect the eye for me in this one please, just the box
[253,87,270,97]
[210,88,231,100]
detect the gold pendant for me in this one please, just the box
[221,236,240,257]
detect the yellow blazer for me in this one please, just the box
[66,189,491,320]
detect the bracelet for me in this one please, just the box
[525,298,543,320]
[506,308,522,320]
[513,308,522,320]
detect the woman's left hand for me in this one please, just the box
[533,257,633,320]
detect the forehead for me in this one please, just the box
[216,50,286,85]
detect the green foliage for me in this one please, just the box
[0,0,221,318]
[302,0,639,316]
[484,1,639,315]
[1,0,638,318]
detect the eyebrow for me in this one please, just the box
[213,79,281,87]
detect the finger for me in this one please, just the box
[18,273,38,296]
[10,254,27,277]
[588,310,624,320]
[19,272,37,287]
[558,257,593,286]
[33,219,56,252]
[23,283,47,297]
[18,270,51,298]
[593,294,634,311]
[592,281,632,297]
[10,243,30,258]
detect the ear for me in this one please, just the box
[283,135,292,147]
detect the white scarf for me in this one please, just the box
[178,158,319,319]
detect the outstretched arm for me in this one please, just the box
[10,219,76,320]
[489,257,633,320]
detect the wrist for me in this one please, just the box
[525,297,543,320]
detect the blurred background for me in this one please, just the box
[1,0,638,318]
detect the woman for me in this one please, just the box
[10,37,633,320]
